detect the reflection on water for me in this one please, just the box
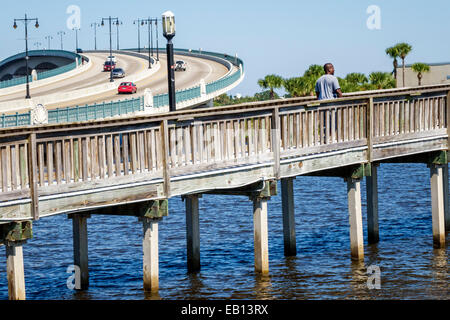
[0,163,448,300]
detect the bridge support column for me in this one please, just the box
[142,218,160,292]
[430,164,446,248]
[252,196,269,274]
[366,164,380,244]
[443,164,449,232]
[138,199,168,293]
[6,241,26,300]
[281,178,297,256]
[69,214,90,290]
[347,178,364,261]
[1,221,32,300]
[184,195,201,273]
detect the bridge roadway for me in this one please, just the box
[0,51,230,111]
[0,84,449,299]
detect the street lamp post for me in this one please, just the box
[141,18,157,69]
[101,16,119,82]
[13,14,39,99]
[57,31,65,50]
[162,11,176,112]
[155,19,160,61]
[133,19,143,53]
[73,27,80,51]
[114,20,123,50]
[90,23,100,50]
[44,35,53,49]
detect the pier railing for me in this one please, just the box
[0,84,448,221]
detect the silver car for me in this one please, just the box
[112,68,125,78]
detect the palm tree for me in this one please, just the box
[283,77,304,97]
[345,73,368,86]
[411,63,430,86]
[369,72,396,90]
[395,42,413,87]
[303,64,324,78]
[385,46,400,83]
[257,74,283,99]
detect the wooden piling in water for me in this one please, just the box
[430,164,446,248]
[70,214,90,290]
[366,164,380,244]
[6,241,26,300]
[185,195,201,273]
[347,178,364,260]
[281,178,297,256]
[443,164,449,231]
[253,197,269,274]
[142,218,160,292]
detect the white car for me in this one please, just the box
[175,60,187,71]
[107,55,117,63]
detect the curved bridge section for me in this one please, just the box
[0,49,244,127]
[0,50,84,86]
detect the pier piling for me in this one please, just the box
[142,217,160,292]
[6,241,26,300]
[252,196,269,274]
[430,164,446,248]
[281,178,297,256]
[443,164,449,231]
[347,178,364,261]
[70,214,90,290]
[185,195,201,273]
[366,164,380,244]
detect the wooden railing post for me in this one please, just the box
[160,120,171,198]
[272,107,280,180]
[447,91,450,152]
[367,97,374,163]
[28,133,39,220]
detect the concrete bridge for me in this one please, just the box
[0,48,243,122]
[0,83,449,299]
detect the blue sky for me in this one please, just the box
[1,0,449,96]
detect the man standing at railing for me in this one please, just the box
[315,63,343,100]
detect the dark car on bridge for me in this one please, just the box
[175,60,187,71]
[118,82,137,94]
[104,61,116,72]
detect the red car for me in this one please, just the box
[118,82,137,94]
[104,61,116,71]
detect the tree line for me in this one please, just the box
[215,42,430,106]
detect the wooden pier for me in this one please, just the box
[0,84,449,299]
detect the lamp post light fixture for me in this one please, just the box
[101,16,119,82]
[44,35,53,49]
[34,42,42,50]
[57,31,66,50]
[90,23,100,50]
[13,14,39,99]
[113,20,123,50]
[162,11,176,112]
[73,27,80,51]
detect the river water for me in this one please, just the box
[0,163,448,300]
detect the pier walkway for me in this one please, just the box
[0,84,449,299]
